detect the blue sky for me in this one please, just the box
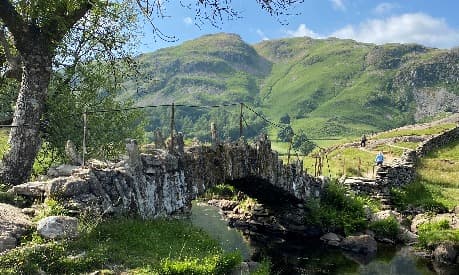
[138,0,459,53]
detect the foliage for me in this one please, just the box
[292,129,316,155]
[34,198,68,221]
[43,61,145,162]
[251,258,271,275]
[0,190,28,207]
[279,113,291,124]
[158,252,241,275]
[369,217,399,240]
[390,182,449,213]
[277,125,294,142]
[305,182,367,235]
[0,218,241,274]
[203,184,238,200]
[417,220,459,248]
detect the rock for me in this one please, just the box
[371,210,401,222]
[231,261,259,275]
[21,208,36,216]
[207,199,239,211]
[320,232,342,247]
[9,181,46,197]
[37,216,79,240]
[433,243,457,264]
[340,235,377,254]
[47,164,79,178]
[397,226,419,245]
[0,235,17,252]
[454,205,459,215]
[411,213,459,233]
[0,203,32,253]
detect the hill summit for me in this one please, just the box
[122,33,459,139]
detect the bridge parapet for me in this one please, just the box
[10,136,324,219]
[184,135,324,201]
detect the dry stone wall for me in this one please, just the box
[11,136,323,219]
[343,124,459,206]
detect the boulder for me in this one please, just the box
[433,243,457,264]
[397,226,419,245]
[0,203,32,252]
[320,232,342,247]
[9,181,46,197]
[371,210,401,222]
[37,216,79,240]
[47,164,79,178]
[340,234,377,254]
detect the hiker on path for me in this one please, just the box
[375,151,384,166]
[360,134,367,147]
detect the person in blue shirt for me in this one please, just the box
[375,151,384,166]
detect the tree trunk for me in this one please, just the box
[1,50,52,185]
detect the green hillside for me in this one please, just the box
[122,33,459,141]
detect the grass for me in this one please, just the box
[372,123,456,139]
[0,128,8,159]
[0,218,242,275]
[415,139,459,210]
[417,220,459,249]
[305,182,367,235]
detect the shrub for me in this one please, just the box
[417,220,459,248]
[369,217,399,239]
[305,182,367,235]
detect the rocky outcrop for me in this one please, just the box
[37,216,79,240]
[411,213,459,233]
[0,203,32,253]
[339,234,378,254]
[320,232,342,247]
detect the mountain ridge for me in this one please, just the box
[122,33,459,140]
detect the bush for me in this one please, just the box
[417,220,459,248]
[369,217,399,239]
[305,183,367,235]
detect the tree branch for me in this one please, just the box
[0,24,22,80]
[0,0,26,40]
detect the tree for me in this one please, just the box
[277,125,294,142]
[279,113,291,124]
[292,129,316,155]
[0,0,304,185]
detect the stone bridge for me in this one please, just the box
[11,135,324,219]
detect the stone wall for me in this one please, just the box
[10,136,324,219]
[343,124,458,206]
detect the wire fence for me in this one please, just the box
[1,101,376,178]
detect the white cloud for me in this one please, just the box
[330,0,346,11]
[373,2,399,14]
[256,29,269,41]
[183,17,193,25]
[331,13,459,48]
[286,24,320,38]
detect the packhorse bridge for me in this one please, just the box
[11,134,325,219]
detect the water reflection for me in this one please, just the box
[190,202,437,275]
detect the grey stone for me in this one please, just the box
[0,203,32,253]
[320,232,342,247]
[433,243,457,264]
[411,213,459,233]
[9,181,46,197]
[21,208,36,216]
[37,216,79,240]
[397,226,419,245]
[47,164,79,178]
[0,235,17,253]
[371,210,401,222]
[340,235,377,254]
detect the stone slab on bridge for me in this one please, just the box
[10,135,324,219]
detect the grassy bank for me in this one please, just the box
[0,218,242,274]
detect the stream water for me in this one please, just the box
[190,201,443,275]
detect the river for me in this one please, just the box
[190,201,442,275]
